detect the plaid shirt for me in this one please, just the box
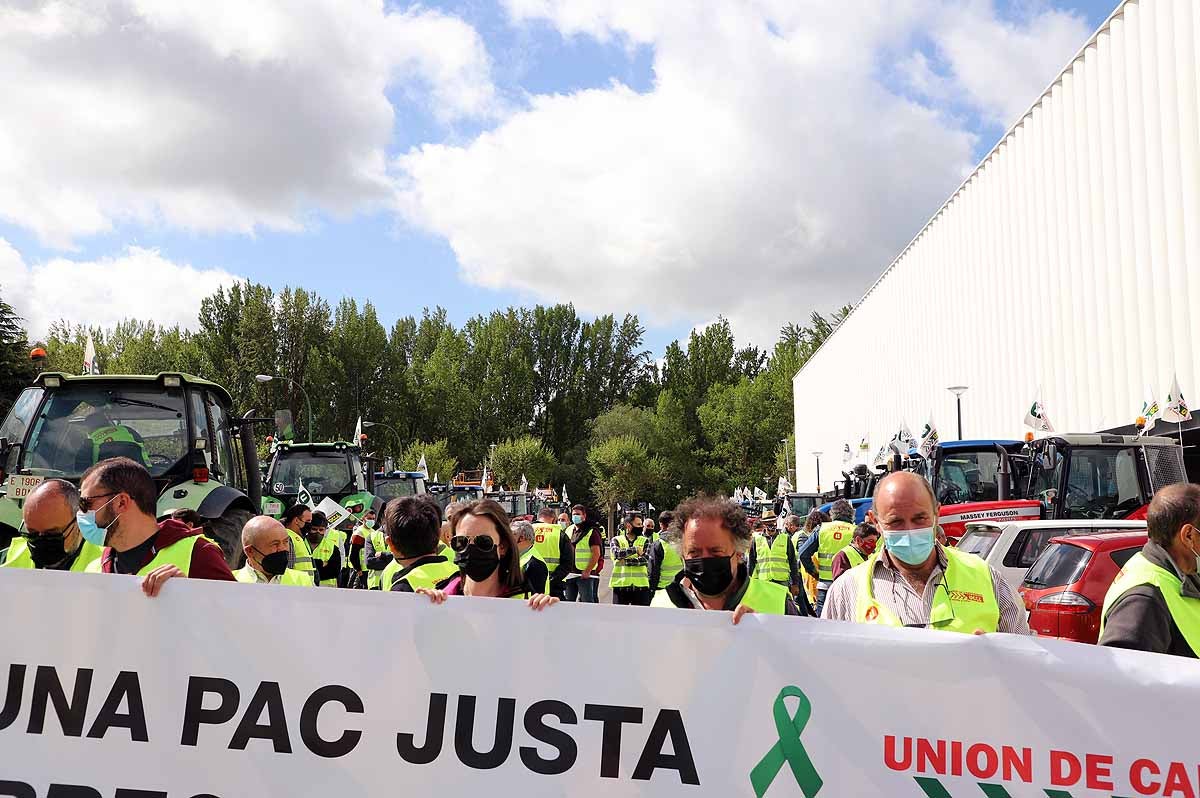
[821,546,1031,634]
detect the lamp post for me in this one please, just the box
[781,437,792,486]
[362,421,401,455]
[256,374,313,441]
[811,451,823,492]
[947,386,969,440]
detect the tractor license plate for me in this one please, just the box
[6,474,44,500]
[264,500,283,516]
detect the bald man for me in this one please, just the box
[822,472,1030,634]
[234,516,314,586]
[2,479,102,571]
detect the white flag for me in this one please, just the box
[432,472,439,483]
[842,443,852,464]
[519,474,528,493]
[296,478,315,509]
[1139,391,1161,435]
[777,476,793,496]
[918,415,940,459]
[562,484,569,505]
[898,423,918,453]
[1024,394,1054,432]
[481,465,490,493]
[354,416,363,445]
[417,453,429,478]
[873,445,890,468]
[858,436,869,452]
[315,497,350,530]
[1164,375,1192,423]
[83,334,99,375]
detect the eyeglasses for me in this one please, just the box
[19,520,76,539]
[79,492,118,512]
[450,534,496,553]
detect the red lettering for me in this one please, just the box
[916,738,945,775]
[1086,754,1114,792]
[1164,762,1196,798]
[833,531,843,540]
[1131,759,1162,796]
[1002,747,1033,783]
[1050,750,1082,787]
[884,736,912,771]
[967,744,998,780]
[950,740,963,777]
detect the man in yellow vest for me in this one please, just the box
[514,520,550,594]
[1100,483,1200,657]
[234,515,313,586]
[78,456,235,594]
[829,522,880,582]
[304,510,342,587]
[282,504,316,584]
[563,504,602,603]
[796,499,857,616]
[532,507,572,599]
[648,510,684,593]
[610,512,651,605]
[384,495,459,593]
[822,472,1030,634]
[651,496,802,619]
[1,479,101,572]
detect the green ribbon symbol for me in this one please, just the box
[749,686,823,798]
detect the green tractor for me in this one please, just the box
[262,441,379,519]
[0,372,262,566]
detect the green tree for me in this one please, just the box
[400,439,459,482]
[588,435,660,534]
[0,292,35,414]
[489,435,557,490]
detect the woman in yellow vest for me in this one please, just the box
[233,516,314,586]
[651,496,804,620]
[411,499,557,609]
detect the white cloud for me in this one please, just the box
[395,0,1092,346]
[0,239,241,338]
[0,0,498,248]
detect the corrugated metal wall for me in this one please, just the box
[791,0,1200,492]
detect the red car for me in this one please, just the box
[1018,531,1146,644]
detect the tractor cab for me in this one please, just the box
[428,484,485,513]
[372,470,428,504]
[1022,434,1186,520]
[264,441,376,517]
[0,372,261,565]
[493,491,533,521]
[920,440,1027,506]
[785,492,823,518]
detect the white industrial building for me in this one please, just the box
[792,0,1200,492]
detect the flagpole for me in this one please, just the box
[1180,420,1185,448]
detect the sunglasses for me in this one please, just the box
[79,492,119,512]
[450,534,496,553]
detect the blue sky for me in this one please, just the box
[0,0,1122,355]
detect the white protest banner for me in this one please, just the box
[2,568,1198,797]
[315,496,351,529]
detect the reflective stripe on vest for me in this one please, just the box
[86,535,201,576]
[311,532,338,586]
[752,533,791,583]
[650,579,788,614]
[610,535,649,588]
[531,523,562,569]
[656,542,684,590]
[288,529,315,572]
[1101,552,1200,654]
[520,546,549,593]
[569,525,596,570]
[234,565,313,586]
[852,548,1000,633]
[393,559,460,592]
[2,539,103,572]
[816,521,855,581]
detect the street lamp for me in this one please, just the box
[256,374,313,441]
[780,437,792,485]
[362,421,401,455]
[947,385,969,440]
[811,451,823,492]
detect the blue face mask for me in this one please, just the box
[77,496,120,548]
[883,526,937,566]
[571,514,582,525]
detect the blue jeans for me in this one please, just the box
[564,576,597,603]
[814,584,829,617]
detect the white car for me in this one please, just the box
[956,519,1147,592]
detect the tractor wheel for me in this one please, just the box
[207,506,254,569]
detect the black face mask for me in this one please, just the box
[683,555,736,596]
[455,544,500,582]
[26,533,71,569]
[258,550,290,577]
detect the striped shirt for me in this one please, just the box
[820,546,1032,634]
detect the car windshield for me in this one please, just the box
[935,450,1003,504]
[789,496,817,515]
[957,525,1003,558]
[375,477,425,501]
[20,386,188,478]
[270,451,355,496]
[1022,542,1092,588]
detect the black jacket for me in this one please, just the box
[1099,540,1199,658]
